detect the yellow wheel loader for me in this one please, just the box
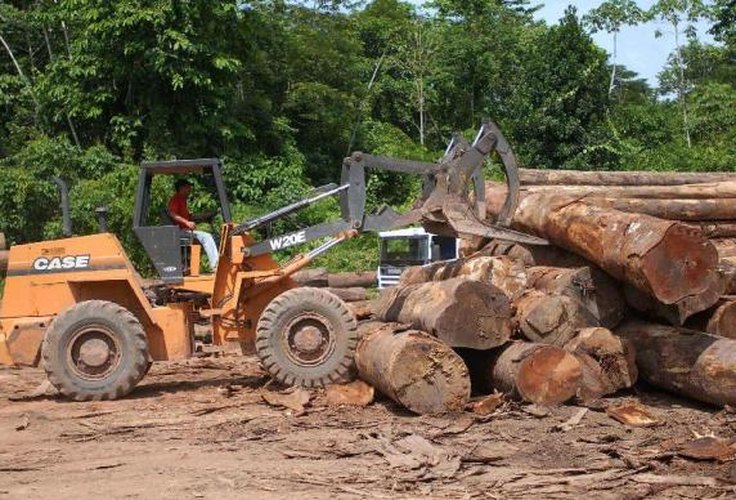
[0,119,544,401]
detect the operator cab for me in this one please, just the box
[133,159,232,285]
[377,227,458,288]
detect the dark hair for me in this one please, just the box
[174,179,192,192]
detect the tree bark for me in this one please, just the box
[373,277,512,349]
[0,232,6,250]
[327,271,377,288]
[564,327,638,403]
[347,300,374,320]
[489,193,721,321]
[616,320,736,407]
[0,250,7,274]
[688,221,736,238]
[719,257,736,294]
[355,322,470,414]
[519,169,735,186]
[517,181,736,200]
[527,266,596,317]
[686,299,736,340]
[291,268,328,287]
[584,197,736,222]
[472,342,582,405]
[711,239,736,258]
[399,256,528,300]
[325,287,367,302]
[513,290,597,346]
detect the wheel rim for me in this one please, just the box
[281,312,336,368]
[66,325,122,381]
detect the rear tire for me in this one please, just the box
[256,288,357,388]
[41,300,149,401]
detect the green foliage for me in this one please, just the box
[0,0,734,275]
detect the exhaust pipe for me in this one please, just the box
[52,177,73,237]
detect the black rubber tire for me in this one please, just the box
[256,287,358,388]
[41,300,149,401]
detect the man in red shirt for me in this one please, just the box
[168,179,219,271]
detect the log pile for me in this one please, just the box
[291,268,377,302]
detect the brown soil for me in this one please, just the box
[1,357,735,499]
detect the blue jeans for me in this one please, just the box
[194,231,219,271]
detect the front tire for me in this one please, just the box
[255,288,358,388]
[41,300,149,401]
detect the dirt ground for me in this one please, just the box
[1,356,735,500]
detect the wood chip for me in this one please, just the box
[14,414,29,431]
[606,401,658,427]
[553,407,588,432]
[470,393,504,416]
[261,388,311,413]
[678,436,736,462]
[326,380,374,407]
[632,473,720,487]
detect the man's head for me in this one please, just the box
[174,179,193,197]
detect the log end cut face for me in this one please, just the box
[516,346,583,405]
[392,340,471,414]
[641,225,720,305]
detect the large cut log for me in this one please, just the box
[0,250,7,274]
[712,239,736,258]
[686,299,736,339]
[347,300,374,320]
[292,267,328,287]
[583,197,736,221]
[400,256,528,300]
[719,257,736,294]
[527,266,598,320]
[689,221,736,238]
[517,181,736,199]
[616,320,736,406]
[519,169,735,186]
[373,277,512,349]
[514,290,597,346]
[467,342,583,405]
[327,271,377,289]
[355,322,470,414]
[564,327,637,403]
[325,287,368,302]
[488,193,722,321]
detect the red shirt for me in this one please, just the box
[167,193,191,229]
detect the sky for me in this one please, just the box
[533,1,715,86]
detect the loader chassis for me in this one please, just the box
[0,118,536,400]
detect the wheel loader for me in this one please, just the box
[0,119,545,401]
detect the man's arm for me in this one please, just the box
[171,213,195,230]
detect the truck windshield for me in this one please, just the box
[380,236,429,265]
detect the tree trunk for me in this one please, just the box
[526,266,597,318]
[355,322,470,414]
[518,169,734,186]
[517,181,736,200]
[489,193,721,321]
[712,239,736,258]
[689,221,736,238]
[400,256,528,300]
[291,268,328,287]
[719,257,736,294]
[473,342,582,405]
[513,290,597,346]
[327,271,377,288]
[477,239,535,266]
[347,300,374,320]
[584,197,736,221]
[686,299,736,340]
[616,320,736,407]
[325,287,367,302]
[372,277,512,349]
[0,250,7,274]
[0,232,6,250]
[564,327,638,403]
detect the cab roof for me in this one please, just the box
[139,158,221,175]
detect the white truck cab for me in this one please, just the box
[377,228,459,288]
